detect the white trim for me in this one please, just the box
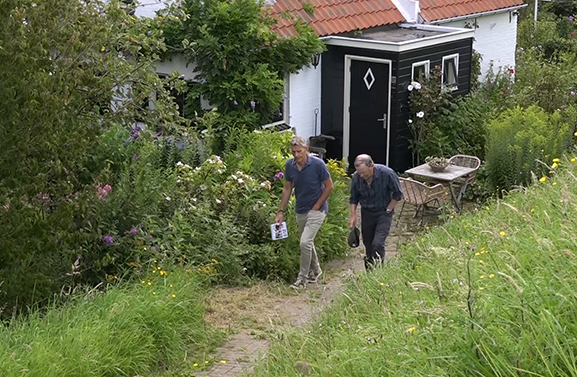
[411,60,430,81]
[321,27,474,53]
[441,53,459,91]
[343,55,392,165]
[262,77,290,128]
[429,5,527,25]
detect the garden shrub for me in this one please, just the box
[484,105,576,193]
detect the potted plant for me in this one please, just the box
[425,156,449,172]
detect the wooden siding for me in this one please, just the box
[321,37,473,172]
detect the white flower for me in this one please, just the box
[231,175,237,180]
[408,119,413,124]
[192,198,197,202]
[166,196,171,201]
[237,178,244,184]
[416,111,425,118]
[407,84,414,91]
[176,161,183,166]
[184,164,191,169]
[414,82,422,90]
[215,199,222,204]
[217,169,223,174]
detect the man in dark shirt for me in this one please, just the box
[349,154,403,269]
[276,135,334,290]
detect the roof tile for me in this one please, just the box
[268,0,524,37]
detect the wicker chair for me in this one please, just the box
[448,154,481,184]
[398,177,446,219]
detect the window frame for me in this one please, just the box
[411,60,430,83]
[263,78,290,128]
[441,54,459,91]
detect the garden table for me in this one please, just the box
[404,163,478,212]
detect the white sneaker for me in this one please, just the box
[307,269,323,283]
[290,279,307,290]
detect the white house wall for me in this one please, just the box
[288,63,322,139]
[437,11,517,79]
[154,54,197,80]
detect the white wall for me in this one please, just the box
[134,1,166,18]
[154,54,197,80]
[288,62,322,140]
[438,11,518,79]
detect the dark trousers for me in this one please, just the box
[361,208,393,268]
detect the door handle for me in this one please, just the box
[377,113,387,129]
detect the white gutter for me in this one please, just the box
[428,4,527,24]
[320,25,474,53]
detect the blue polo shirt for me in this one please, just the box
[285,155,330,214]
[349,164,403,211]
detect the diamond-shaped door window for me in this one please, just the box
[364,68,375,90]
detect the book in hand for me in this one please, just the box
[270,222,288,240]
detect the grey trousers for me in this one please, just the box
[296,210,326,281]
[361,208,393,268]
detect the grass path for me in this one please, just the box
[194,202,444,376]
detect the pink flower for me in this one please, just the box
[103,235,114,244]
[97,184,112,200]
[128,228,138,235]
[571,32,575,37]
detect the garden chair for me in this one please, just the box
[398,177,446,219]
[309,134,335,160]
[448,154,481,185]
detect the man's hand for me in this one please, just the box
[275,211,284,225]
[349,213,356,229]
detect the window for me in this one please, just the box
[264,79,290,127]
[442,54,459,90]
[411,60,430,82]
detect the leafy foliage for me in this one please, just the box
[161,0,324,128]
[0,0,182,317]
[484,105,576,193]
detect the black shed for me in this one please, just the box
[319,24,474,172]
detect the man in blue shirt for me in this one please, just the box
[276,135,334,290]
[349,154,402,269]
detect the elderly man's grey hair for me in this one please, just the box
[290,135,308,148]
[354,154,374,168]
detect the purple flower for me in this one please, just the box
[273,171,284,181]
[250,100,256,111]
[569,15,574,22]
[103,235,114,245]
[129,228,138,235]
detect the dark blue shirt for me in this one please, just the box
[349,164,403,211]
[285,155,330,214]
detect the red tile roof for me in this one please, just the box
[419,0,525,23]
[267,0,405,38]
[268,0,525,37]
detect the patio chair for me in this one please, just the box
[398,177,446,219]
[448,154,481,185]
[309,134,335,160]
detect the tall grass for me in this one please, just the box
[0,268,221,376]
[252,155,577,376]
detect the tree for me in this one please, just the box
[0,0,181,317]
[162,0,324,129]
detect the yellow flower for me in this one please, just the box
[480,274,485,279]
[169,284,173,288]
[553,158,560,163]
[479,287,484,290]
[485,206,490,210]
[147,281,152,286]
[465,241,470,245]
[407,326,416,333]
[100,46,106,52]
[489,274,495,278]
[553,182,557,186]
[379,282,385,286]
[552,162,558,169]
[221,360,227,364]
[205,361,209,364]
[539,176,547,182]
[479,259,484,264]
[141,280,145,284]
[571,157,576,163]
[475,252,480,256]
[500,230,506,236]
[211,259,218,263]
[157,266,162,270]
[450,215,454,219]
[172,293,176,298]
[193,363,199,367]
[152,291,156,295]
[530,208,535,213]
[574,131,577,137]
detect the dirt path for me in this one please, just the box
[194,203,442,376]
